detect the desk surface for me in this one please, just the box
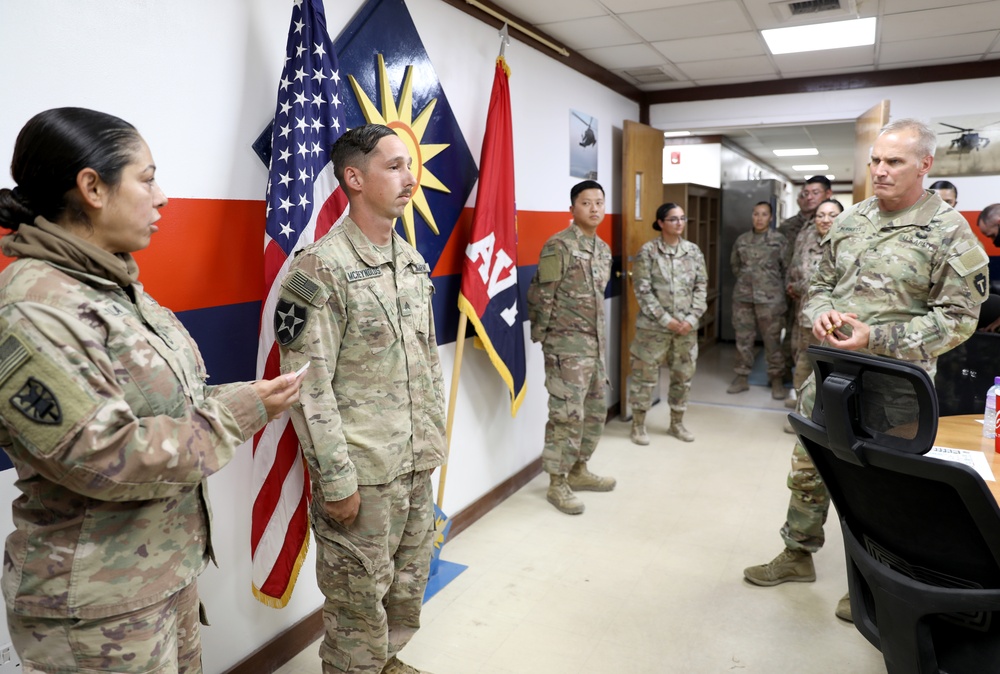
[935,414,1000,502]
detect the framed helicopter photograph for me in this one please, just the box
[929,114,1000,177]
[569,109,598,180]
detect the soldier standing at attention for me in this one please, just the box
[0,108,300,672]
[743,118,988,623]
[276,124,445,674]
[728,201,788,399]
[628,202,707,445]
[527,180,615,515]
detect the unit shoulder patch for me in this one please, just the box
[275,298,308,346]
[10,377,61,425]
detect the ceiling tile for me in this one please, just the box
[651,31,766,63]
[742,0,878,30]
[600,0,703,11]
[618,0,753,42]
[578,43,666,69]
[880,30,999,64]
[677,54,776,79]
[880,1,1000,42]
[536,16,641,49]
[486,0,605,26]
[772,45,875,74]
[883,0,988,13]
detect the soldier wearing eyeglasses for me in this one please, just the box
[628,202,707,444]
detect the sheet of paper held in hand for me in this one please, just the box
[927,445,996,482]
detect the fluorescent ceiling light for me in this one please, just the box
[663,131,692,137]
[773,148,818,157]
[826,174,836,180]
[762,17,876,55]
[793,164,829,171]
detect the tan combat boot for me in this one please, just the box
[546,474,585,514]
[743,548,816,586]
[667,410,694,442]
[784,388,798,409]
[631,410,650,445]
[727,374,749,394]
[382,656,431,674]
[770,377,787,400]
[567,461,616,492]
[835,592,853,622]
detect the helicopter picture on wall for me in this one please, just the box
[569,109,599,180]
[930,114,1000,177]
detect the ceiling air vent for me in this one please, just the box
[770,0,857,22]
[620,66,675,85]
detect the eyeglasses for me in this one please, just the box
[664,216,688,223]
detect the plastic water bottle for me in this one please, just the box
[985,377,1000,439]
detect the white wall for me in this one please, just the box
[648,76,1000,213]
[0,0,638,671]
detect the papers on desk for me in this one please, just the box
[927,446,996,482]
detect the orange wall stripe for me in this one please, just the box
[433,207,619,277]
[1,200,622,308]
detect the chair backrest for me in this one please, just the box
[790,346,1000,673]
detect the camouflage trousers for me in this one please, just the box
[792,324,820,391]
[313,470,434,673]
[732,300,786,378]
[628,327,698,413]
[542,352,606,475]
[780,374,830,553]
[8,581,202,673]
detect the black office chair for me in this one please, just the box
[789,345,1000,674]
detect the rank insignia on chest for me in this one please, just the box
[10,377,61,425]
[275,299,308,346]
[400,300,412,317]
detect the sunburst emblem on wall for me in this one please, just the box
[348,54,451,247]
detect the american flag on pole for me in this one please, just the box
[457,56,526,416]
[251,0,348,608]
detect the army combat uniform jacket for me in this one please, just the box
[275,217,446,504]
[632,237,707,332]
[787,225,825,328]
[803,192,989,375]
[526,224,612,370]
[0,218,266,619]
[731,229,788,306]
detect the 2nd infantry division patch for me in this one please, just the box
[10,377,62,425]
[275,298,308,346]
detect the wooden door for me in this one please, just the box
[853,100,890,203]
[620,120,664,419]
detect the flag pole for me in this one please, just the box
[437,312,468,509]
[436,25,512,511]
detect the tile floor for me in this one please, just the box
[275,343,888,673]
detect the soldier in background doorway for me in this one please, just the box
[728,201,788,399]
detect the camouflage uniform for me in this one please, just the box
[787,225,825,390]
[628,237,707,412]
[276,216,445,673]
[730,229,788,378]
[0,218,267,672]
[527,224,612,476]
[782,192,989,552]
[779,212,811,375]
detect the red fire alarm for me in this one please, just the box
[670,151,680,165]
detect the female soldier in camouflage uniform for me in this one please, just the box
[0,108,299,672]
[628,203,707,444]
[783,198,843,418]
